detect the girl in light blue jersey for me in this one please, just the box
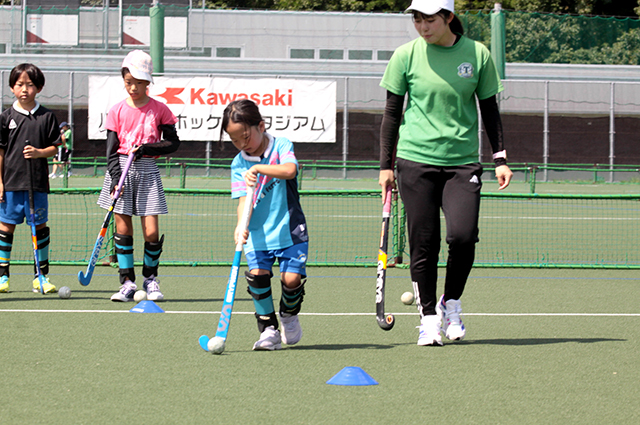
[222,99,309,351]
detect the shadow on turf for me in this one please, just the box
[288,343,396,351]
[462,337,626,345]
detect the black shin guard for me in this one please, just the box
[280,279,306,316]
[114,233,135,284]
[0,230,13,277]
[246,271,278,332]
[143,235,164,278]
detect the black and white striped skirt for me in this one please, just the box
[97,156,168,216]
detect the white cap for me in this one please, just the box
[122,50,154,83]
[405,0,454,15]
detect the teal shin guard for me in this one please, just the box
[0,230,13,277]
[245,271,278,332]
[114,233,135,284]
[35,227,50,276]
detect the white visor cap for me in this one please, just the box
[405,0,454,15]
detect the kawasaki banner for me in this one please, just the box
[88,76,337,143]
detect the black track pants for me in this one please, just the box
[397,159,482,316]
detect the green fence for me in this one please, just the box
[6,188,640,270]
[60,158,640,191]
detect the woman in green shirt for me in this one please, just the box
[378,0,513,346]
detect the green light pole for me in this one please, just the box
[490,3,506,80]
[150,0,165,76]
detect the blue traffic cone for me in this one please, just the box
[326,367,378,386]
[129,300,165,313]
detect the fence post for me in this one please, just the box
[609,82,615,183]
[180,163,186,188]
[1,70,4,111]
[529,166,537,194]
[543,81,549,183]
[205,140,211,177]
[342,77,349,180]
[62,164,69,188]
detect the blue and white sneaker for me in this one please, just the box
[436,295,466,341]
[110,280,137,302]
[417,314,443,346]
[143,275,164,302]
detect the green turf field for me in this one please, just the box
[2,265,639,424]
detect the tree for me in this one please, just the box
[456,0,640,17]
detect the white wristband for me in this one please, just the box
[492,150,507,160]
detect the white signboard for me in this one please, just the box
[27,15,78,45]
[88,76,336,143]
[123,16,187,48]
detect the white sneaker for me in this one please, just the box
[417,315,443,346]
[49,173,57,179]
[143,276,164,301]
[252,326,282,351]
[280,313,302,345]
[436,295,466,341]
[110,280,137,302]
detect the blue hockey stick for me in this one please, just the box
[199,182,256,354]
[78,151,136,286]
[25,140,47,294]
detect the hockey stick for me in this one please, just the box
[25,141,47,294]
[376,185,395,330]
[199,182,256,354]
[77,151,136,286]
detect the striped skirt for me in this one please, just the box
[97,156,168,216]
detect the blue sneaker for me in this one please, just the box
[110,280,137,302]
[143,276,164,302]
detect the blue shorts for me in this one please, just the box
[245,242,308,278]
[0,191,48,226]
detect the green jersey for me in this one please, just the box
[380,35,503,167]
[62,128,72,150]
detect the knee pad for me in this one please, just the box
[280,279,306,316]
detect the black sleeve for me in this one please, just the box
[478,95,507,167]
[136,124,181,158]
[380,90,404,170]
[106,130,122,192]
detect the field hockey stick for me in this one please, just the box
[25,141,47,294]
[252,171,268,208]
[199,182,256,354]
[375,185,395,330]
[77,150,136,286]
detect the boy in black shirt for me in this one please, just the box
[0,63,60,293]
